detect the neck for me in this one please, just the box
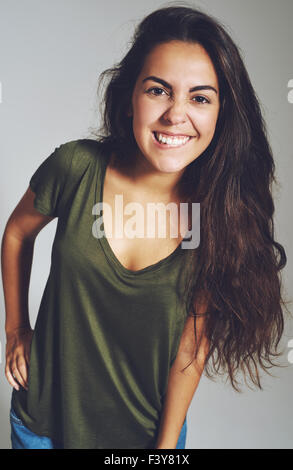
[110,148,188,202]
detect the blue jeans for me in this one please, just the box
[175,416,187,449]
[10,406,187,449]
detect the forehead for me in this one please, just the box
[139,40,218,87]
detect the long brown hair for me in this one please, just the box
[90,5,291,392]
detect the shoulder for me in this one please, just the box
[58,138,108,171]
[30,138,107,191]
[56,138,103,160]
[28,138,109,218]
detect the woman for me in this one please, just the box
[2,6,288,449]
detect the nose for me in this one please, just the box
[162,98,188,125]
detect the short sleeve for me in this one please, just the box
[29,141,77,217]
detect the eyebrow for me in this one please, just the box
[142,75,218,94]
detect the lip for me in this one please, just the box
[154,130,194,137]
[152,131,193,149]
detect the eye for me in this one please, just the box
[192,95,210,104]
[145,87,168,96]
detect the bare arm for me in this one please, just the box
[155,299,209,449]
[1,187,55,390]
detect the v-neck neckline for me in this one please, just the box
[94,146,187,277]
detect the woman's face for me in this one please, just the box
[130,40,220,174]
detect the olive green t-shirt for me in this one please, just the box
[11,139,198,449]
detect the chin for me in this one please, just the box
[153,159,186,174]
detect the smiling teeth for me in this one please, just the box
[155,132,190,146]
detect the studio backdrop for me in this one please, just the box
[0,0,292,449]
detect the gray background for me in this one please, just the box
[0,0,292,449]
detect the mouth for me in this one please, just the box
[152,131,195,148]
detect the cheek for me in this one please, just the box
[133,101,157,135]
[136,95,165,120]
[192,110,219,137]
